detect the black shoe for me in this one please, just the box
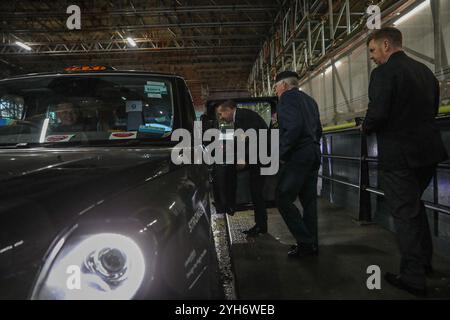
[288,244,318,258]
[242,225,267,236]
[384,272,427,297]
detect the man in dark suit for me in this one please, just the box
[363,27,448,297]
[216,100,269,236]
[274,71,322,258]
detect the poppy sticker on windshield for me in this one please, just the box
[109,131,138,140]
[45,135,75,143]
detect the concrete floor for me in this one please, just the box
[227,198,450,299]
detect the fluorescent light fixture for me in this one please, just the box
[15,41,32,51]
[126,37,137,47]
[394,0,430,26]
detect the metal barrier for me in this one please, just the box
[319,116,450,229]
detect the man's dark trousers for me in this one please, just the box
[381,165,435,288]
[248,165,267,229]
[231,164,267,228]
[276,145,320,247]
[233,107,269,229]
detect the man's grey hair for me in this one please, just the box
[282,77,299,88]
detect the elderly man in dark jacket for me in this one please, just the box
[363,27,448,297]
[274,71,322,258]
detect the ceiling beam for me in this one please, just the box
[5,21,273,34]
[0,5,278,18]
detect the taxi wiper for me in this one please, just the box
[15,143,32,148]
[0,141,85,148]
[0,142,32,149]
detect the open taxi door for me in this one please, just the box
[203,97,279,213]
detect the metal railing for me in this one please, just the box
[319,123,450,227]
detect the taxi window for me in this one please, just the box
[0,75,175,145]
[236,102,272,127]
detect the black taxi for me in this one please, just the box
[0,66,222,299]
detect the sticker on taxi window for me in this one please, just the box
[109,131,138,140]
[144,81,167,94]
[138,124,168,135]
[147,93,162,99]
[45,135,75,143]
[126,100,143,112]
[0,119,16,126]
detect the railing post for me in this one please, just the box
[433,170,439,237]
[358,132,372,223]
[322,133,334,203]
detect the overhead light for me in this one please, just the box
[15,41,32,51]
[394,0,430,26]
[126,37,137,47]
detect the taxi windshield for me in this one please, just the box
[0,74,175,145]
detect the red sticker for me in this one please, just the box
[113,133,134,138]
[46,135,72,142]
[109,131,138,140]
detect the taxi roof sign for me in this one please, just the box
[64,65,110,72]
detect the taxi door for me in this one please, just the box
[203,97,279,213]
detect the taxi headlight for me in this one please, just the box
[31,233,146,300]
